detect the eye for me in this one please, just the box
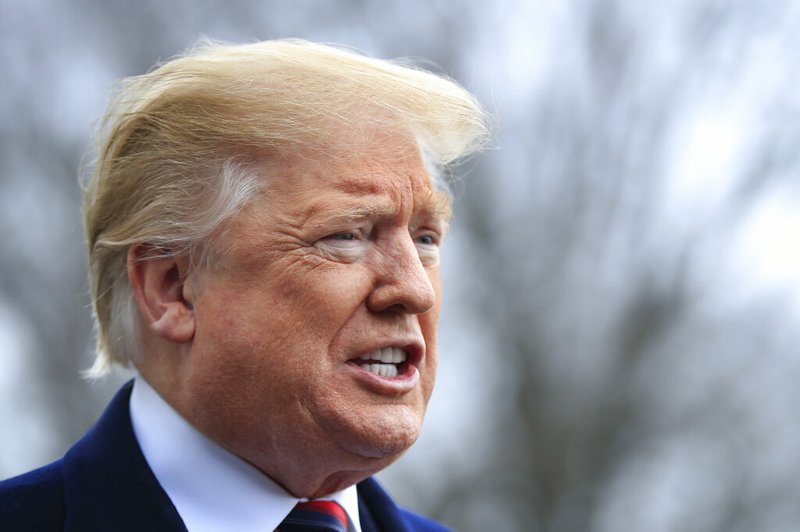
[315,229,368,263]
[414,231,441,266]
[319,230,363,244]
[415,233,439,246]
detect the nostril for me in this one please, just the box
[367,283,434,314]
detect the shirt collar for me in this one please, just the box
[129,376,361,532]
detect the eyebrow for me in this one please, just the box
[310,189,453,228]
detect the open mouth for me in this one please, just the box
[350,346,409,378]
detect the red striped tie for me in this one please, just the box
[277,500,350,532]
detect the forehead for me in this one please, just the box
[261,135,452,221]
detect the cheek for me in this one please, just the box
[276,262,373,325]
[420,268,442,395]
[199,261,375,365]
[419,312,439,395]
[421,268,443,339]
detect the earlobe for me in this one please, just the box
[127,245,196,344]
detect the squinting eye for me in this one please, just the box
[316,230,366,263]
[331,231,356,241]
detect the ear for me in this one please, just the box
[127,245,196,344]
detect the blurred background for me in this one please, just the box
[3,1,800,530]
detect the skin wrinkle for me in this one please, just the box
[307,191,451,236]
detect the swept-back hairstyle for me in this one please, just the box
[84,38,490,376]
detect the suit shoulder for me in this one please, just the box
[358,477,454,532]
[398,508,454,531]
[0,461,66,531]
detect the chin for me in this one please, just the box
[327,405,423,461]
[351,427,419,460]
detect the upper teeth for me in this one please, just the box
[360,347,406,364]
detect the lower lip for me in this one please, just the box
[345,361,420,394]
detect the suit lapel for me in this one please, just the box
[61,381,187,531]
[357,477,409,532]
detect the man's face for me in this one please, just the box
[180,134,450,486]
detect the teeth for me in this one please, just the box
[390,347,403,363]
[365,363,398,378]
[356,347,406,377]
[359,347,407,364]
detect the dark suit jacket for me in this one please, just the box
[0,382,450,531]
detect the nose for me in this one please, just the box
[367,233,437,315]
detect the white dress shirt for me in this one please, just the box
[129,376,362,532]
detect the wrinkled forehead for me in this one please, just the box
[321,175,453,224]
[260,123,451,209]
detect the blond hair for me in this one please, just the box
[83,38,489,376]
